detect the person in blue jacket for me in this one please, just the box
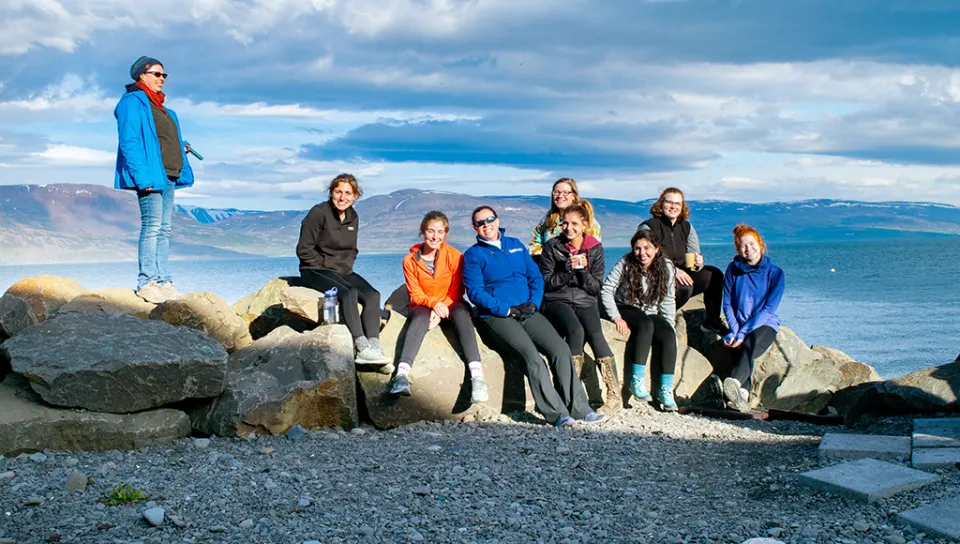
[721,224,785,412]
[462,206,607,427]
[114,56,194,304]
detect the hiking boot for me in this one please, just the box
[555,416,576,428]
[389,375,411,396]
[580,411,608,425]
[659,385,678,412]
[631,376,652,402]
[723,377,750,412]
[596,356,622,415]
[700,321,729,336]
[158,282,183,300]
[571,354,584,378]
[354,337,392,365]
[470,376,489,404]
[135,281,166,304]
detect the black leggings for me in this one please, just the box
[398,301,481,366]
[617,305,677,374]
[481,312,592,424]
[675,265,723,324]
[541,301,614,359]
[300,269,381,340]
[729,326,777,389]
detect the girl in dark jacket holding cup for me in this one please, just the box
[539,201,621,414]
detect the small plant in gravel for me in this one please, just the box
[101,482,149,506]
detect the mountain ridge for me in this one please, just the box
[0,183,957,265]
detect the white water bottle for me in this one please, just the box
[322,287,338,325]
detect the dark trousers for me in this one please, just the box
[482,312,592,424]
[398,301,481,366]
[617,305,677,374]
[300,269,381,340]
[541,301,614,359]
[729,326,777,389]
[675,265,724,325]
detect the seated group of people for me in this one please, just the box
[296,175,786,426]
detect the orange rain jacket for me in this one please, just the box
[402,242,465,309]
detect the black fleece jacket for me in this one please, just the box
[539,235,605,309]
[296,200,359,276]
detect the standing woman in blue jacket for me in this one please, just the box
[721,224,785,412]
[462,206,607,427]
[114,56,194,304]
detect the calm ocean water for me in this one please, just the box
[1,238,957,378]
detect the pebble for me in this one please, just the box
[25,496,42,506]
[351,428,366,435]
[297,498,311,508]
[853,521,870,532]
[192,438,211,449]
[304,541,322,544]
[142,507,164,527]
[62,457,79,467]
[100,461,117,474]
[287,425,309,441]
[169,515,187,528]
[239,519,254,529]
[766,528,784,537]
[209,525,227,533]
[259,448,275,455]
[426,445,442,452]
[0,471,14,480]
[65,470,88,493]
[884,536,907,544]
[28,452,47,463]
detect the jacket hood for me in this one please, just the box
[733,254,770,273]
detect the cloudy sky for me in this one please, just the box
[2,0,960,210]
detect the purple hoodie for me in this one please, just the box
[722,254,785,343]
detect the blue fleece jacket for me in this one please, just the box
[463,229,544,318]
[722,254,785,343]
[114,90,194,192]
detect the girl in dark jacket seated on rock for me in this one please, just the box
[601,230,678,411]
[638,188,725,334]
[539,201,621,415]
[463,205,607,427]
[721,224,785,412]
[296,173,391,366]
[389,210,488,403]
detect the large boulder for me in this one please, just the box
[233,278,323,339]
[150,292,254,353]
[0,375,190,456]
[0,275,87,336]
[830,353,960,426]
[59,288,157,319]
[701,327,881,413]
[358,310,535,429]
[2,313,228,413]
[188,325,357,436]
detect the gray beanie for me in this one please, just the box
[130,56,162,80]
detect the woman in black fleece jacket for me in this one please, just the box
[296,173,390,365]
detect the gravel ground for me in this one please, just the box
[0,405,957,544]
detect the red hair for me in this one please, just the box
[732,224,766,252]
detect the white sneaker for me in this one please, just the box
[470,376,489,403]
[135,281,166,304]
[159,282,182,300]
[723,377,750,412]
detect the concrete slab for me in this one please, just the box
[798,458,939,503]
[898,495,960,541]
[818,432,911,461]
[911,447,960,470]
[913,418,960,448]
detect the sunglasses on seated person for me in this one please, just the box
[473,215,497,228]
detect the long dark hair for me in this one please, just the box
[619,230,670,307]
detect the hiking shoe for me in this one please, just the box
[723,377,750,412]
[470,376,489,404]
[659,386,678,412]
[389,375,411,396]
[158,282,183,300]
[580,411,608,425]
[135,281,166,304]
[355,337,392,365]
[631,376,652,401]
[700,321,728,335]
[555,416,576,428]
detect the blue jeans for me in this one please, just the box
[137,186,175,289]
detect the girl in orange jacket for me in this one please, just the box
[390,211,488,403]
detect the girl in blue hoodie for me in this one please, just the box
[721,224,785,412]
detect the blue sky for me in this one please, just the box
[1,0,960,210]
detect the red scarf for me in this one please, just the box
[135,81,166,112]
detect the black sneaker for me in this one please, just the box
[700,321,729,335]
[389,375,411,396]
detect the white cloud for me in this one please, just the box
[29,144,114,165]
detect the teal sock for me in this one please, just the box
[660,373,675,390]
[631,364,646,383]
